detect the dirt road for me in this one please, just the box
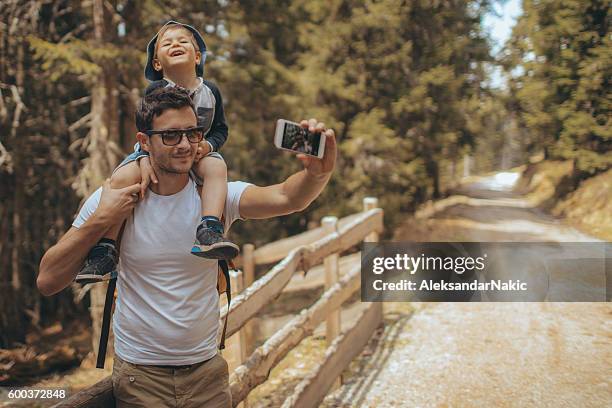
[322,172,611,408]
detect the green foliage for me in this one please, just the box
[291,0,493,227]
[1,0,92,346]
[27,37,122,82]
[505,0,611,175]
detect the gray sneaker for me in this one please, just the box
[191,219,239,260]
[75,241,118,284]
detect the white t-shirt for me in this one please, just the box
[73,179,251,365]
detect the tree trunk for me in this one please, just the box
[8,40,26,345]
[81,0,121,363]
[425,157,440,199]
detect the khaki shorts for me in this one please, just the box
[112,354,231,408]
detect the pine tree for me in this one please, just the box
[292,0,493,226]
[505,0,611,176]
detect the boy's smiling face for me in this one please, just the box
[152,26,201,76]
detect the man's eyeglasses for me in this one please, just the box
[144,126,205,146]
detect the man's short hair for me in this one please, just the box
[135,86,196,132]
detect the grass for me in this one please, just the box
[516,160,612,240]
[553,168,612,240]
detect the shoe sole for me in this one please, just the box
[191,242,240,260]
[75,271,117,285]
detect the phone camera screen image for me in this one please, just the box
[282,122,322,156]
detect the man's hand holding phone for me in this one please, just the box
[295,119,336,179]
[274,118,327,158]
[274,118,336,178]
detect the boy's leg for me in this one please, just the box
[191,154,239,260]
[106,162,141,238]
[200,155,227,219]
[75,162,141,284]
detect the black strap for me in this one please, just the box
[218,260,231,350]
[96,277,116,369]
[95,220,126,369]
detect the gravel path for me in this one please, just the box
[323,303,611,407]
[322,172,611,408]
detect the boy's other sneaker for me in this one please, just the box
[191,218,239,260]
[75,240,118,284]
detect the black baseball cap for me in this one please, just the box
[144,20,207,82]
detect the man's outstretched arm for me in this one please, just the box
[37,181,141,296]
[239,119,336,220]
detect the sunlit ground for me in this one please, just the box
[474,171,521,192]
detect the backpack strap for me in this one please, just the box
[96,277,116,368]
[95,220,126,369]
[218,260,231,350]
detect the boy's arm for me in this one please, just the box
[239,120,336,219]
[203,80,228,152]
[37,181,141,296]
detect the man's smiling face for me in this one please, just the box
[144,106,199,175]
[153,26,201,74]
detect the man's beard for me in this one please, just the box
[153,153,194,176]
[157,162,191,175]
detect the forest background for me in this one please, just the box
[0,0,609,350]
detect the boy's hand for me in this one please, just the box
[297,119,336,179]
[137,156,158,199]
[195,141,212,162]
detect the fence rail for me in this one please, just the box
[57,197,383,408]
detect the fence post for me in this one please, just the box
[243,244,255,287]
[363,197,383,336]
[363,197,379,242]
[242,243,255,356]
[228,269,248,408]
[322,215,341,389]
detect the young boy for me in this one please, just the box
[76,21,238,283]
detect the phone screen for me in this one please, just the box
[281,122,322,156]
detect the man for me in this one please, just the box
[37,87,336,407]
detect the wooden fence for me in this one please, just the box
[56,197,384,408]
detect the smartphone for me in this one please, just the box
[274,119,326,158]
